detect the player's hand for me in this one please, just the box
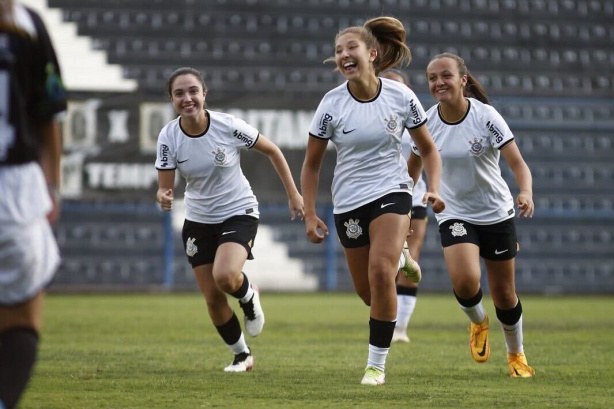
[288,192,305,221]
[305,214,329,243]
[157,188,174,211]
[46,185,61,225]
[423,192,445,214]
[516,192,534,218]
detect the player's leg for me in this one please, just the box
[0,218,59,409]
[344,246,371,306]
[359,212,410,385]
[482,219,534,377]
[0,294,44,409]
[440,220,489,362]
[214,216,263,338]
[394,214,427,343]
[193,263,253,372]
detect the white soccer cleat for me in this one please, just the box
[361,366,385,385]
[223,350,254,373]
[392,328,410,343]
[398,248,422,283]
[239,285,265,337]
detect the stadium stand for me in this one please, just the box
[41,0,613,293]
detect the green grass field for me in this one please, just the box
[21,293,614,408]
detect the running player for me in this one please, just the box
[0,1,66,407]
[409,53,535,377]
[156,67,304,372]
[301,17,444,386]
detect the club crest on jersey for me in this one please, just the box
[449,222,468,237]
[186,237,198,257]
[384,114,400,135]
[344,218,363,239]
[212,147,228,166]
[468,138,486,157]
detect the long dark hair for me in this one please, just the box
[325,16,411,76]
[429,52,489,104]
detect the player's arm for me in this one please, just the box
[253,134,304,220]
[501,141,534,218]
[407,151,423,187]
[408,125,445,213]
[39,121,63,224]
[157,170,175,211]
[301,136,329,243]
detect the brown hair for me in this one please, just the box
[166,67,208,98]
[325,16,411,76]
[0,0,30,36]
[429,52,489,104]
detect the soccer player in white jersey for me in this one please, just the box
[0,1,66,407]
[301,17,445,386]
[380,69,429,344]
[409,53,535,378]
[155,67,304,373]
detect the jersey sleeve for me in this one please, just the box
[483,106,514,149]
[155,126,176,170]
[308,96,336,140]
[403,88,427,130]
[231,116,259,149]
[27,8,67,122]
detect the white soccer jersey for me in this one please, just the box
[412,98,515,225]
[155,110,260,224]
[401,129,427,209]
[309,78,427,214]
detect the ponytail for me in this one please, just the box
[364,17,411,75]
[464,72,489,104]
[325,16,411,76]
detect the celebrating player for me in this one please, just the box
[301,17,444,386]
[156,67,304,373]
[409,52,535,377]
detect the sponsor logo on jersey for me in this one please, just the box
[212,147,228,166]
[409,99,422,125]
[450,222,468,237]
[468,137,486,157]
[233,130,252,147]
[318,113,333,136]
[384,114,400,135]
[486,121,504,144]
[160,144,170,167]
[344,218,363,239]
[186,237,198,257]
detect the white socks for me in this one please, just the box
[460,299,487,324]
[228,333,250,355]
[395,295,417,330]
[240,285,255,304]
[501,315,524,354]
[367,344,389,372]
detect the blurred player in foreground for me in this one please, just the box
[0,1,66,407]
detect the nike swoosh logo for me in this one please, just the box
[178,159,189,163]
[494,249,508,255]
[342,128,356,134]
[380,202,395,208]
[221,231,237,235]
[477,336,488,357]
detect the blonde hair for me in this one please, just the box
[325,16,411,76]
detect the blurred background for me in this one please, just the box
[24,0,614,294]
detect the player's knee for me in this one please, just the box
[213,269,242,293]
